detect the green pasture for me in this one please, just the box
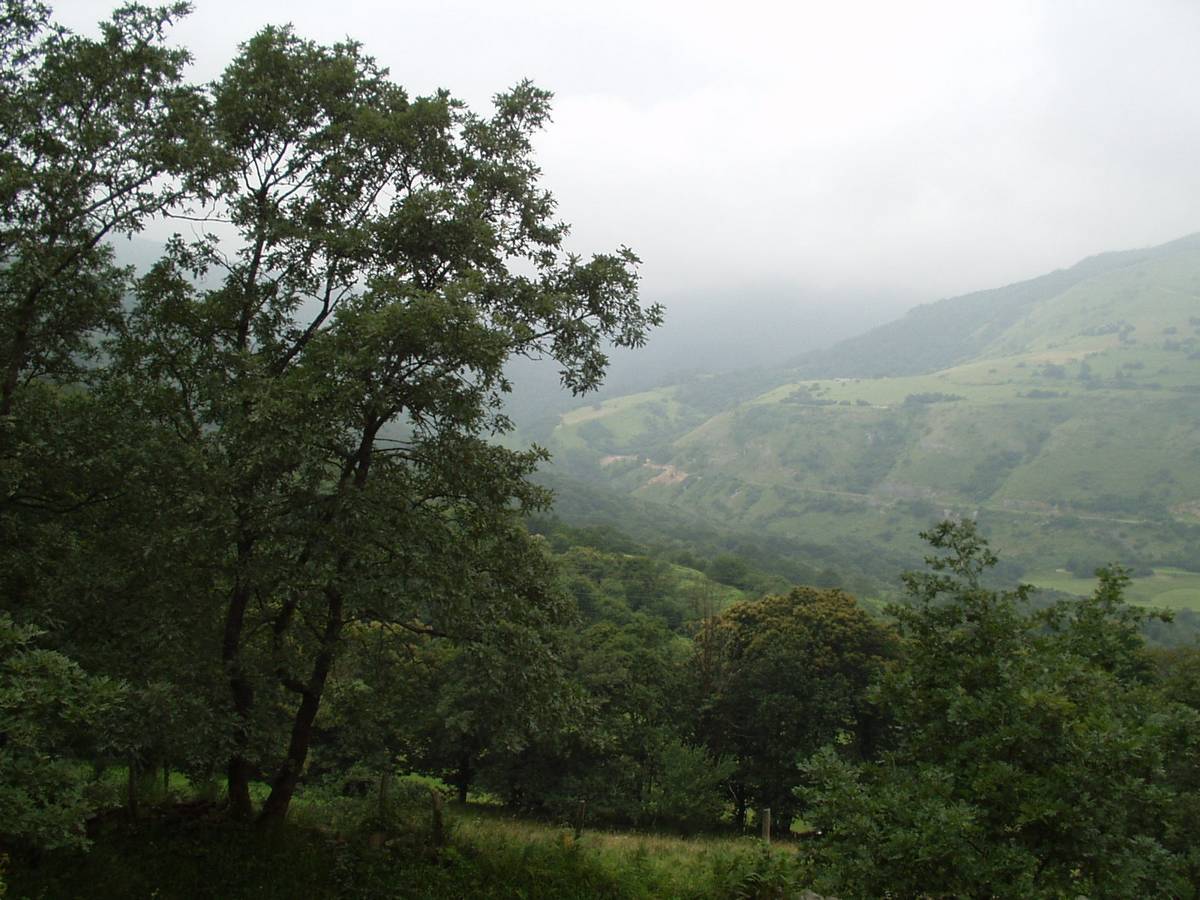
[542,267,1200,605]
[1027,567,1200,612]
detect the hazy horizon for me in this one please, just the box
[59,0,1200,331]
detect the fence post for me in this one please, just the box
[761,807,771,844]
[574,799,587,840]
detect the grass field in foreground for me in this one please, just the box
[6,788,807,900]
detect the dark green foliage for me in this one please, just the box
[800,521,1200,898]
[536,475,892,596]
[961,448,1024,500]
[644,739,737,833]
[694,587,895,830]
[314,622,583,812]
[0,613,125,851]
[901,391,963,405]
[483,614,694,825]
[1155,645,1200,712]
[1040,362,1068,379]
[707,554,756,590]
[7,817,342,900]
[673,369,792,417]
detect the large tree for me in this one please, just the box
[2,5,661,826]
[801,522,1200,898]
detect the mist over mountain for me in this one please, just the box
[504,282,911,434]
[785,232,1200,378]
[536,232,1200,607]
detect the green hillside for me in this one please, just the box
[539,235,1200,608]
[784,231,1200,377]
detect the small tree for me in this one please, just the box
[644,738,736,834]
[478,614,690,823]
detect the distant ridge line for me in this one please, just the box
[784,231,1200,379]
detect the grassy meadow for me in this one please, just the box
[1028,566,1200,611]
[5,780,808,900]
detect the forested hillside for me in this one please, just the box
[542,234,1200,612]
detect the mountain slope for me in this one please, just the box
[538,233,1200,607]
[784,232,1200,378]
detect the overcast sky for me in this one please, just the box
[55,0,1200,318]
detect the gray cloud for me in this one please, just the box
[55,0,1200,312]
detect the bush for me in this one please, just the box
[0,614,126,851]
[645,740,736,833]
[293,767,455,848]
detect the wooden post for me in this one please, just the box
[430,788,446,847]
[761,807,771,844]
[573,799,587,840]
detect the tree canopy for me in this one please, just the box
[1,0,661,830]
[800,521,1200,898]
[693,586,895,830]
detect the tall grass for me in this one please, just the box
[5,776,814,899]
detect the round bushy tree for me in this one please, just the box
[694,586,895,830]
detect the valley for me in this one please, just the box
[530,234,1200,611]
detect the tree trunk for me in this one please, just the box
[226,756,254,820]
[455,753,472,804]
[257,426,373,826]
[378,768,393,821]
[775,813,792,839]
[573,800,587,840]
[733,783,747,830]
[127,756,140,819]
[223,535,256,820]
[430,789,446,846]
[0,292,37,417]
[256,693,319,825]
[257,588,344,825]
